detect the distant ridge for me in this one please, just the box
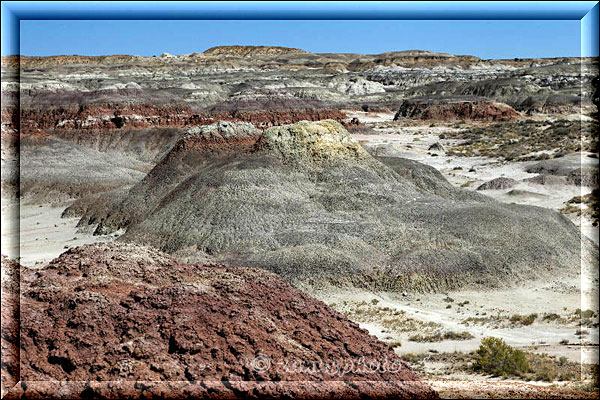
[376,50,455,58]
[203,45,309,56]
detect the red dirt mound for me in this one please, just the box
[13,103,347,136]
[12,243,437,399]
[1,256,20,398]
[394,96,520,121]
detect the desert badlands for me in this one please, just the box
[1,46,599,398]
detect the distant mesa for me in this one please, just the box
[376,50,456,58]
[203,45,309,57]
[394,96,521,122]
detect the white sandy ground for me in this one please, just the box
[1,199,116,267]
[309,281,599,364]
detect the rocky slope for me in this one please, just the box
[5,243,437,399]
[1,256,19,398]
[66,120,597,292]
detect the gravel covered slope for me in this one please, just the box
[12,243,437,399]
[67,120,597,292]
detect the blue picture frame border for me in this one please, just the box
[1,1,599,57]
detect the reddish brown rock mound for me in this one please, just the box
[394,96,520,121]
[14,104,347,136]
[1,256,20,397]
[15,243,437,399]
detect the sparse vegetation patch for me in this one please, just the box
[445,119,598,161]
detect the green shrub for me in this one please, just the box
[473,337,529,377]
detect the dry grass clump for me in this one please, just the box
[409,331,474,342]
[336,300,442,335]
[570,308,599,328]
[509,313,538,326]
[560,190,600,225]
[463,309,596,328]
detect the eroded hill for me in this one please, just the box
[65,120,596,292]
[4,243,437,399]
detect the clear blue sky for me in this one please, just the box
[19,19,582,59]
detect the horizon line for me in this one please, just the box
[3,47,594,61]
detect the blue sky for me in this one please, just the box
[19,19,582,59]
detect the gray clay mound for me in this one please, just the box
[477,177,518,191]
[19,137,151,202]
[67,120,597,292]
[506,189,550,199]
[525,154,599,176]
[525,155,598,187]
[524,174,569,186]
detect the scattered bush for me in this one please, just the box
[534,362,557,381]
[443,120,597,161]
[578,309,596,319]
[473,337,529,377]
[542,313,561,321]
[509,313,537,326]
[409,331,474,342]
